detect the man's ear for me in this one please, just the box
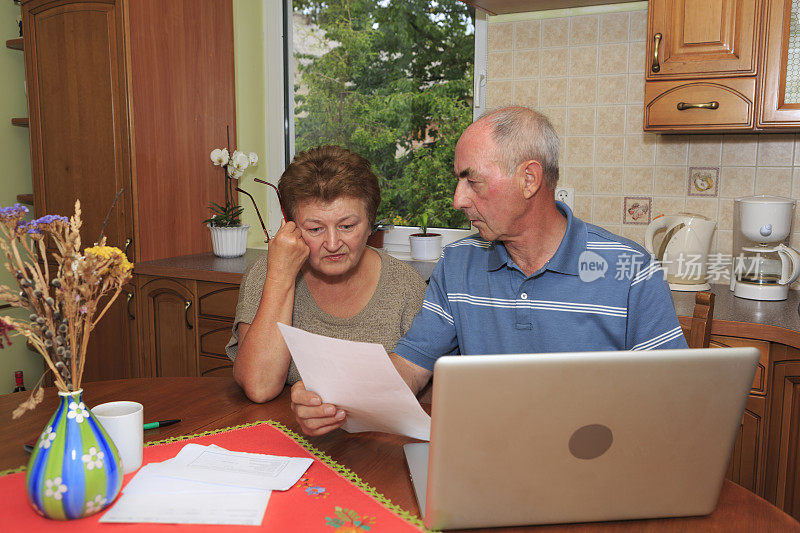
[521,160,544,199]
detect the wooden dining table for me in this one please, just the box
[1,377,798,532]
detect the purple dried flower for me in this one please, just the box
[0,204,29,223]
[0,318,15,349]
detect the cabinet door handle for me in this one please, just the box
[676,101,719,110]
[126,291,135,320]
[652,33,662,73]
[124,238,132,259]
[184,300,193,330]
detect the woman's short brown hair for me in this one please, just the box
[278,145,381,226]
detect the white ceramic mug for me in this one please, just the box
[91,401,144,475]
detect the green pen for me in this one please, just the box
[143,419,181,430]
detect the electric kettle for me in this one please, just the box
[644,213,717,291]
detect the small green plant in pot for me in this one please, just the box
[409,210,443,260]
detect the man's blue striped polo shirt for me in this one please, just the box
[395,202,688,371]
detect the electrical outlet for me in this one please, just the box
[555,187,574,210]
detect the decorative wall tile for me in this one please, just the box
[716,230,733,257]
[687,167,719,197]
[721,134,758,166]
[598,43,628,74]
[755,167,792,196]
[539,78,568,106]
[597,75,627,104]
[486,81,513,108]
[596,106,626,135]
[654,166,688,195]
[624,166,654,194]
[570,15,599,45]
[599,12,629,43]
[489,22,513,51]
[720,167,755,198]
[652,197,686,218]
[629,10,647,41]
[688,136,723,166]
[627,44,645,73]
[513,50,540,78]
[567,107,596,135]
[568,76,597,105]
[595,195,622,224]
[540,47,569,77]
[624,134,656,165]
[626,75,645,105]
[718,198,734,230]
[542,17,569,47]
[595,166,623,194]
[514,20,540,49]
[573,195,593,220]
[656,135,690,166]
[565,166,594,193]
[623,196,651,224]
[488,51,513,80]
[569,46,599,76]
[757,134,795,166]
[539,106,567,135]
[685,197,719,220]
[594,136,625,165]
[513,80,539,107]
[625,104,644,134]
[566,137,595,166]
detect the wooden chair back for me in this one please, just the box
[685,291,715,348]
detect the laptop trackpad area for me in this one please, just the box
[403,443,429,517]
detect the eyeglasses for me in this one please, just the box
[235,179,286,243]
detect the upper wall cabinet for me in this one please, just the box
[644,0,764,132]
[646,0,761,79]
[758,0,800,128]
[21,0,236,261]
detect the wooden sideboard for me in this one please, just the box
[128,255,800,521]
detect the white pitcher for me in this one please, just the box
[644,213,717,291]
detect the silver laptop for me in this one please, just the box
[404,347,759,530]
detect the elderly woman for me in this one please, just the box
[226,145,427,415]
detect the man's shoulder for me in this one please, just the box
[583,222,650,258]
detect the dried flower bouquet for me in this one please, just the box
[0,201,132,418]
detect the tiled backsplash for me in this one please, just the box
[486,7,800,259]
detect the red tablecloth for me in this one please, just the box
[2,421,427,532]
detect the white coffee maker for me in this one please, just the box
[730,196,800,301]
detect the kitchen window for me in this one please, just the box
[282,0,488,249]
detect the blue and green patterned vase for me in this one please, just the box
[25,389,123,520]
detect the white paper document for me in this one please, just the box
[100,491,270,526]
[277,323,431,440]
[100,443,312,526]
[146,443,313,491]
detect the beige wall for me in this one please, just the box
[486,6,800,259]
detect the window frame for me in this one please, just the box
[275,2,489,251]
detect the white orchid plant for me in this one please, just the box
[205,142,259,227]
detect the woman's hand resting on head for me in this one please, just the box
[266,220,310,284]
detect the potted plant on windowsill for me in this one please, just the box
[205,137,259,258]
[409,210,442,261]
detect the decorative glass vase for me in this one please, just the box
[208,223,250,258]
[26,389,123,520]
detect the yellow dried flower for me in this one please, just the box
[84,245,133,273]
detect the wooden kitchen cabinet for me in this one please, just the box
[763,346,800,517]
[758,0,800,127]
[644,0,762,131]
[644,0,800,131]
[646,0,761,79]
[82,282,137,383]
[137,276,198,378]
[21,0,235,263]
[20,0,236,382]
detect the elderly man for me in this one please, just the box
[291,106,687,436]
